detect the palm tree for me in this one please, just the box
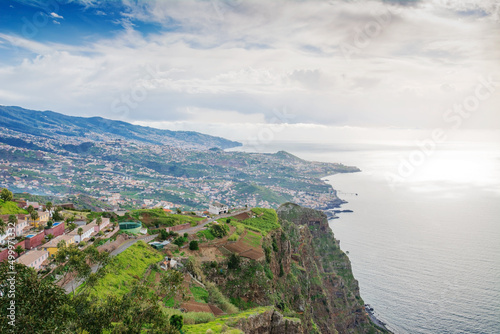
[77,227,83,242]
[97,216,103,231]
[27,205,34,214]
[30,211,39,224]
[47,234,55,241]
[14,245,25,257]
[46,202,53,212]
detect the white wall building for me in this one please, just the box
[17,250,50,270]
[69,224,95,243]
[208,202,228,215]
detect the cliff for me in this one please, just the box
[202,203,385,334]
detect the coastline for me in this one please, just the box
[323,172,393,334]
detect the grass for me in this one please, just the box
[124,208,204,228]
[190,286,209,303]
[241,231,262,248]
[196,229,215,241]
[183,307,272,333]
[0,200,28,215]
[236,208,279,235]
[82,241,163,298]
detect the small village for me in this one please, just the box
[0,188,274,318]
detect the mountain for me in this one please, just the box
[0,105,241,149]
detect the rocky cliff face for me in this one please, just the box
[274,203,372,333]
[234,309,303,334]
[203,203,383,334]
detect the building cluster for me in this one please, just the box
[0,201,112,271]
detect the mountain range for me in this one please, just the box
[0,105,241,150]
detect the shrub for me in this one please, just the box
[189,240,199,251]
[184,232,189,238]
[205,281,238,314]
[170,314,183,330]
[210,223,229,238]
[228,253,241,270]
[228,233,238,242]
[173,237,186,247]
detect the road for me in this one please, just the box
[63,234,157,294]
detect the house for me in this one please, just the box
[69,224,95,243]
[0,214,30,237]
[42,235,75,257]
[28,210,50,228]
[16,250,49,270]
[208,202,228,215]
[25,201,40,210]
[91,217,110,232]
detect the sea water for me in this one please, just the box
[234,139,500,334]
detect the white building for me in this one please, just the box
[208,202,228,215]
[69,224,95,243]
[17,250,50,270]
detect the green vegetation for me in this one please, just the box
[196,229,215,241]
[190,286,209,303]
[241,230,262,248]
[236,208,279,235]
[227,233,239,241]
[83,241,163,298]
[123,208,203,228]
[189,240,199,250]
[183,307,272,333]
[209,223,229,238]
[0,199,28,215]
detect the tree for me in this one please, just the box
[47,233,55,241]
[0,217,5,235]
[169,315,183,331]
[0,188,13,202]
[30,210,39,222]
[46,220,53,228]
[8,214,17,226]
[27,205,34,214]
[227,253,241,270]
[0,262,73,333]
[46,201,53,212]
[173,237,185,247]
[97,216,103,231]
[14,245,25,257]
[52,207,64,221]
[159,270,187,305]
[176,208,182,214]
[210,223,229,238]
[183,232,188,238]
[77,227,83,242]
[189,240,199,251]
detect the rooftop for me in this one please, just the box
[43,235,74,248]
[17,250,48,266]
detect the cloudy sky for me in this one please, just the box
[0,0,499,141]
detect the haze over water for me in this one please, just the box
[234,137,500,334]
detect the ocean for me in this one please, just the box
[233,139,500,334]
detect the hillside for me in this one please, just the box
[0,199,27,215]
[0,105,241,149]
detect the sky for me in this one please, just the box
[0,0,499,142]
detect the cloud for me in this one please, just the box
[0,0,498,130]
[50,12,63,19]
